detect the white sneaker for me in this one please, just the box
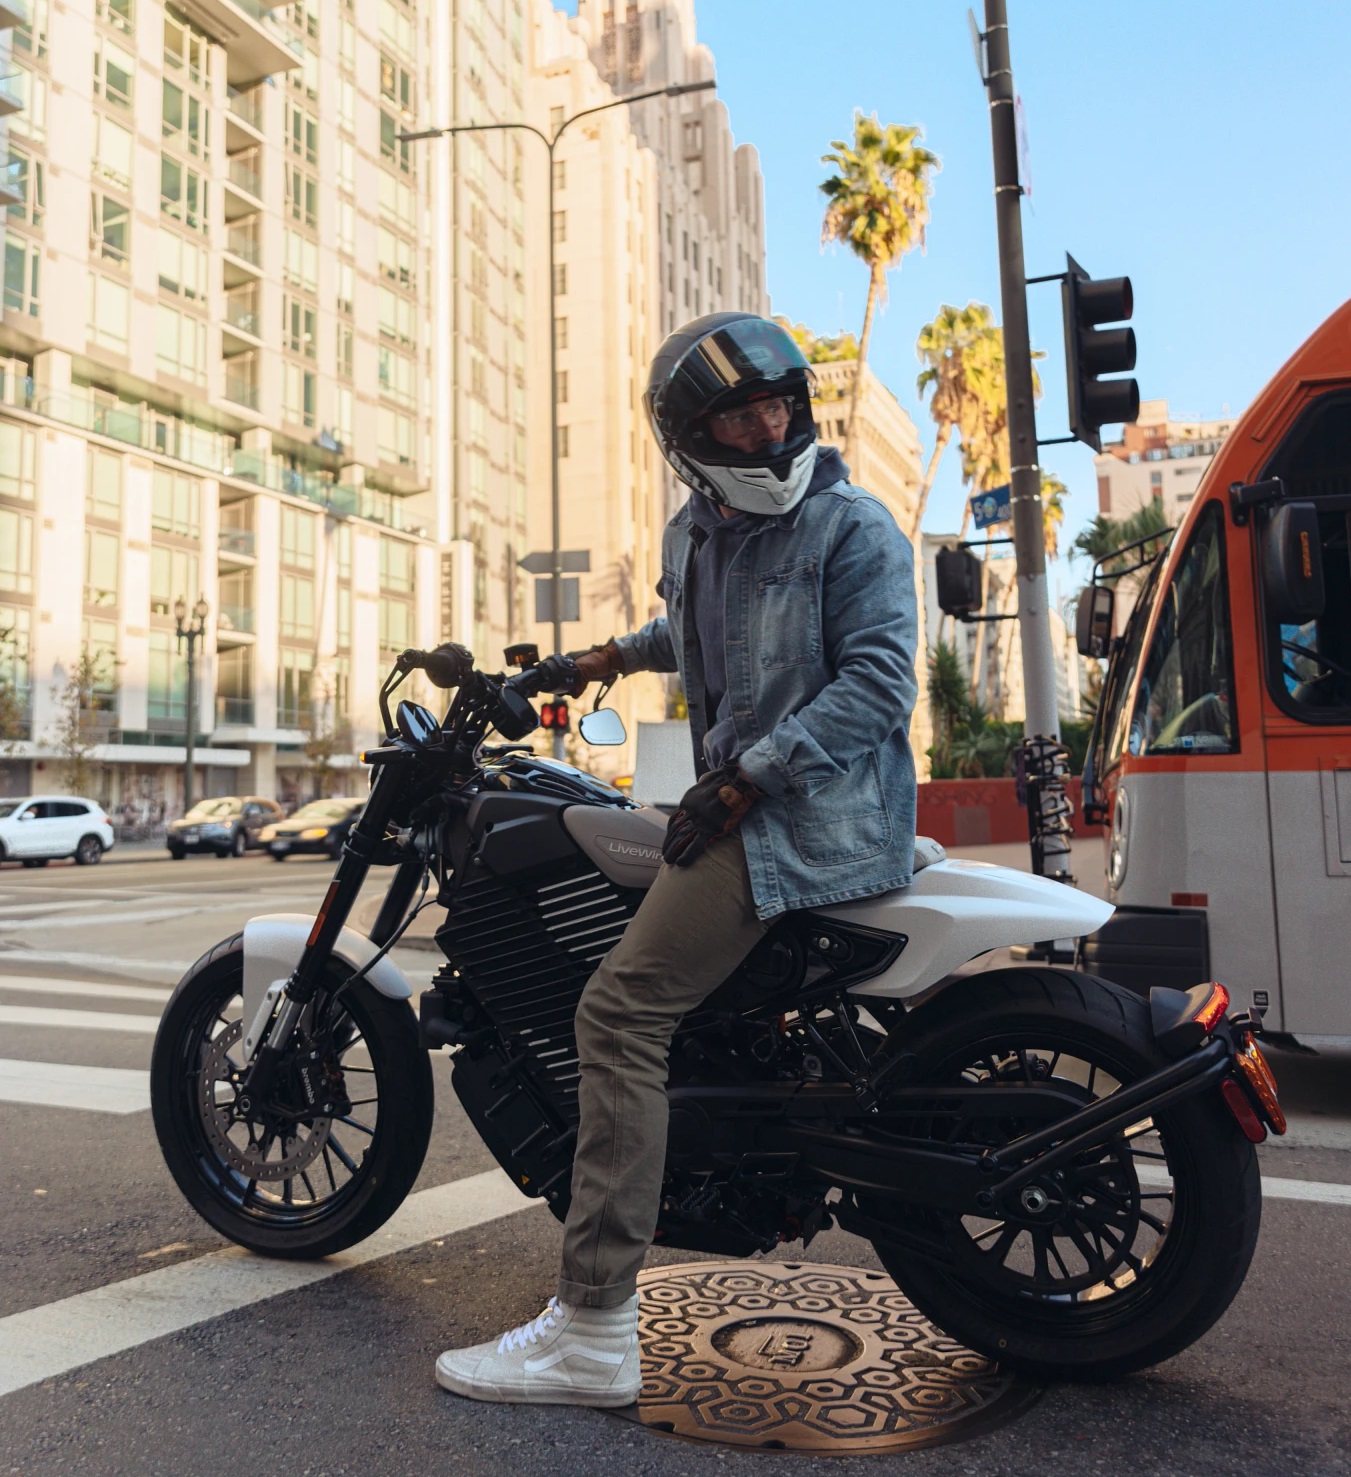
[435,1296,641,1407]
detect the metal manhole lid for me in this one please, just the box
[612,1262,1040,1453]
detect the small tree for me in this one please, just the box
[303,681,348,799]
[49,652,117,797]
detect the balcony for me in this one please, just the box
[224,358,260,413]
[0,155,24,209]
[183,0,297,87]
[0,73,24,117]
[0,1,32,32]
[223,219,262,286]
[216,694,255,725]
[218,526,256,559]
[224,150,263,219]
[225,83,265,142]
[223,286,262,346]
[217,603,255,639]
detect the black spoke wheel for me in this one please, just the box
[864,969,1261,1382]
[151,933,433,1257]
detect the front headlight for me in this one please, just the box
[299,827,330,841]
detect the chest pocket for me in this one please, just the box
[755,558,821,669]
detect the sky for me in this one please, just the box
[565,0,1351,605]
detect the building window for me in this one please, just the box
[155,304,206,384]
[83,527,119,607]
[86,447,122,522]
[285,165,318,227]
[552,158,565,191]
[0,509,34,594]
[378,595,413,653]
[287,101,318,164]
[3,237,40,317]
[149,544,198,616]
[90,192,130,267]
[280,572,315,640]
[379,535,413,592]
[377,406,415,465]
[336,262,354,316]
[163,7,209,85]
[94,115,133,191]
[558,424,569,458]
[552,211,566,244]
[282,364,317,428]
[162,79,209,160]
[0,603,32,699]
[88,273,130,351]
[280,505,316,569]
[283,295,317,358]
[337,324,353,380]
[377,345,415,406]
[555,370,568,404]
[94,36,135,110]
[284,228,319,293]
[160,156,206,231]
[0,424,35,502]
[148,630,187,720]
[553,262,567,296]
[96,0,134,35]
[555,316,567,350]
[377,285,414,345]
[377,225,414,288]
[549,105,564,136]
[6,148,45,228]
[379,109,411,172]
[152,468,200,537]
[157,230,205,300]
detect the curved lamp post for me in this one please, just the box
[174,594,209,813]
[401,78,716,755]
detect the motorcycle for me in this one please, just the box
[150,642,1283,1383]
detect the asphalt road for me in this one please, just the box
[1,853,1349,1476]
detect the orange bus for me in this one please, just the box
[1078,298,1351,1044]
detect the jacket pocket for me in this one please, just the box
[789,752,892,866]
[755,558,821,669]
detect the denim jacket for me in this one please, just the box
[615,477,919,920]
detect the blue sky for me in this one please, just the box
[563,1,1351,601]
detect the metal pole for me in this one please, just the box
[546,134,565,760]
[982,0,1072,881]
[183,630,196,815]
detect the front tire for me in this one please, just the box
[75,835,104,865]
[865,969,1260,1383]
[231,829,248,857]
[150,934,434,1258]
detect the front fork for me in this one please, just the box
[239,760,405,1111]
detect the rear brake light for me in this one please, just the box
[1235,1033,1286,1135]
[1220,1078,1267,1142]
[1193,983,1230,1033]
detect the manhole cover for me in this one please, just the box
[613,1262,1040,1453]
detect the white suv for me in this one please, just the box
[0,796,116,867]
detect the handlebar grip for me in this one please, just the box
[400,643,474,689]
[505,653,580,698]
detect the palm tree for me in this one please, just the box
[820,112,939,466]
[912,301,992,541]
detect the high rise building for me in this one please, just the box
[522,0,766,772]
[1095,398,1235,526]
[0,0,530,812]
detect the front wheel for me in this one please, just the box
[150,934,434,1257]
[75,835,104,865]
[865,969,1261,1383]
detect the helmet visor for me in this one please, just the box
[661,318,811,428]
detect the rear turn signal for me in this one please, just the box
[1220,1078,1267,1143]
[1235,1032,1287,1135]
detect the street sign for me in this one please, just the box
[970,483,1012,530]
[534,576,580,623]
[518,549,590,575]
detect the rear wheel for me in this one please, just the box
[75,834,104,866]
[864,969,1260,1382]
[168,846,185,860]
[150,934,434,1257]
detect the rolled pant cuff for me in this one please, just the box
[557,1274,637,1310]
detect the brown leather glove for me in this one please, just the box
[662,764,762,867]
[563,638,624,699]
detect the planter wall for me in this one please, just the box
[916,777,1103,847]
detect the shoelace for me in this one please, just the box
[496,1297,561,1354]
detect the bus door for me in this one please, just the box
[1253,390,1351,1038]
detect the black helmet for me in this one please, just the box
[644,313,818,515]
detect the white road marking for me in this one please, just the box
[0,1004,159,1034]
[1138,1161,1351,1206]
[0,1059,149,1114]
[0,951,194,978]
[0,1168,542,1398]
[0,977,172,1004]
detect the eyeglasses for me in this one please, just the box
[707,396,795,436]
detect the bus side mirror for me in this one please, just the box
[1263,502,1325,624]
[1076,583,1115,658]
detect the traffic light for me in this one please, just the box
[539,699,570,732]
[1062,252,1140,452]
[935,545,983,620]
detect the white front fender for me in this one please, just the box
[241,913,414,1058]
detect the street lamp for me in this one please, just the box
[174,594,209,815]
[401,78,716,756]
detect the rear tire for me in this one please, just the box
[75,835,104,866]
[866,969,1261,1383]
[151,934,434,1258]
[231,829,247,858]
[168,847,185,860]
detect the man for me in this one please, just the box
[436,312,918,1406]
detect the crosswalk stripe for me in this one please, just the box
[0,977,172,1004]
[0,1059,150,1114]
[1137,1161,1351,1205]
[0,1168,542,1398]
[0,1004,159,1034]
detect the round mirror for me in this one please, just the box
[396,700,441,746]
[578,707,626,746]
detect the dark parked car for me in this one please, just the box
[167,796,284,859]
[261,797,365,860]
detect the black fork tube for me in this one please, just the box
[369,855,424,949]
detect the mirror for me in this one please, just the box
[1076,583,1115,659]
[579,707,627,746]
[396,700,441,746]
[1262,502,1325,624]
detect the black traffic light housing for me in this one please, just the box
[935,545,983,620]
[1062,253,1140,452]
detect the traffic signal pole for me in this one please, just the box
[982,0,1073,882]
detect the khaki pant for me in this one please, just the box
[558,835,768,1309]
